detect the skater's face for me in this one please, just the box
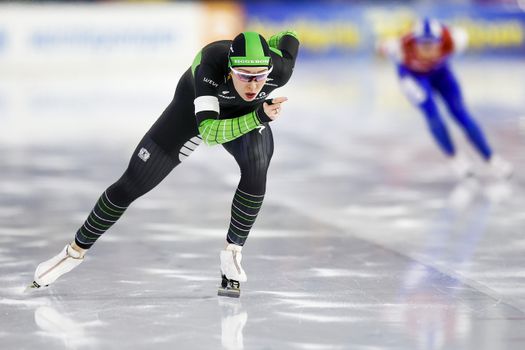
[230,66,272,101]
[415,41,441,60]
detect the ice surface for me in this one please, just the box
[1,58,524,349]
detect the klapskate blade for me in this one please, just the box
[218,287,240,298]
[24,281,41,293]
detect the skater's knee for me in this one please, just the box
[107,172,145,204]
[238,158,270,188]
[426,114,445,129]
[240,153,271,173]
[239,174,267,195]
[451,108,475,129]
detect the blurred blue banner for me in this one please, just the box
[245,2,525,57]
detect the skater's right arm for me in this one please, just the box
[197,98,286,146]
[197,110,267,146]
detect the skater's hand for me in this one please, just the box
[263,97,288,121]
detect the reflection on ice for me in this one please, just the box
[310,268,380,278]
[288,343,347,350]
[392,179,511,349]
[140,268,216,282]
[446,178,480,210]
[219,298,247,350]
[275,298,366,309]
[483,180,512,204]
[0,297,48,307]
[0,58,523,349]
[253,291,315,298]
[275,311,361,323]
[34,306,91,348]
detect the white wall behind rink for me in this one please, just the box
[0,2,203,77]
[0,3,239,146]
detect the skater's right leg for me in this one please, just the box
[31,135,180,289]
[75,134,180,249]
[32,69,201,288]
[398,66,456,157]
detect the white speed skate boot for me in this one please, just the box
[449,154,475,179]
[29,243,85,290]
[488,154,513,180]
[218,244,247,298]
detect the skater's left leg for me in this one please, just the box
[434,66,492,161]
[31,136,181,289]
[222,125,274,247]
[218,125,273,296]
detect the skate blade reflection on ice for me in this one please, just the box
[447,178,480,211]
[219,298,247,350]
[34,306,93,348]
[483,180,512,204]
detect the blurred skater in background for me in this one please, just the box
[377,17,513,179]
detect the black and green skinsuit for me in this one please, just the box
[75,32,299,249]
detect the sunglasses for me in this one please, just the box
[230,66,273,82]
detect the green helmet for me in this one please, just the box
[228,31,272,68]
